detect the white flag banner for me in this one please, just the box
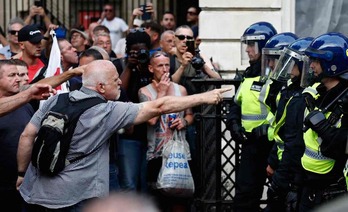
[39,30,69,108]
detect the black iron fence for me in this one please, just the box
[0,0,198,35]
[192,78,240,211]
[192,78,270,211]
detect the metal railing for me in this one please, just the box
[0,0,178,33]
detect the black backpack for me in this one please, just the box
[31,93,106,176]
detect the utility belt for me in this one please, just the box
[322,179,347,201]
[305,177,347,202]
[306,179,347,203]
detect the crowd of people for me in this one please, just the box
[0,2,224,212]
[0,1,347,212]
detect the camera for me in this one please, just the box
[137,49,150,64]
[185,40,205,70]
[191,50,205,70]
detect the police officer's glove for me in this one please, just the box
[304,110,330,136]
[230,120,247,143]
[267,181,287,203]
[267,80,285,113]
[252,124,269,140]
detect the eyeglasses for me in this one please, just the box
[129,28,146,33]
[104,9,113,12]
[8,30,19,35]
[187,11,197,15]
[175,35,193,40]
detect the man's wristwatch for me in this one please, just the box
[18,171,25,177]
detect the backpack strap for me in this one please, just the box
[50,93,107,163]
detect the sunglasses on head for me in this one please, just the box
[129,28,146,33]
[8,30,19,35]
[151,51,169,59]
[175,35,193,40]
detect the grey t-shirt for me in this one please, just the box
[19,87,139,208]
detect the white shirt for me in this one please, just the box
[101,17,129,50]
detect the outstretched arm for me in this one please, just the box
[133,87,231,125]
[34,65,84,88]
[0,84,55,117]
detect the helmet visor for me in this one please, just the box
[261,48,282,81]
[272,48,310,83]
[300,58,315,88]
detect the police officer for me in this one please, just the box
[226,22,278,211]
[264,37,314,212]
[299,32,348,211]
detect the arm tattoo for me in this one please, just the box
[138,92,150,103]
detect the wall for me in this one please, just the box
[199,0,295,79]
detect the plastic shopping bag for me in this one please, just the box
[156,130,195,197]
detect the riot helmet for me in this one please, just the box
[241,22,277,65]
[271,37,313,86]
[302,32,348,87]
[261,32,298,81]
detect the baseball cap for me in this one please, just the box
[18,24,44,43]
[71,28,88,40]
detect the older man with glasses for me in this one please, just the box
[0,17,25,59]
[98,3,129,51]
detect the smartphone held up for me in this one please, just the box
[140,4,151,21]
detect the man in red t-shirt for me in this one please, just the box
[18,24,45,83]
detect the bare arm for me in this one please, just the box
[200,53,221,79]
[0,84,54,117]
[16,122,38,189]
[35,65,84,88]
[138,89,159,126]
[168,85,193,130]
[24,5,39,25]
[133,87,231,125]
[128,7,142,30]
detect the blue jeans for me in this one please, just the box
[117,138,147,192]
[109,163,120,192]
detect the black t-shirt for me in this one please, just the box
[0,104,34,190]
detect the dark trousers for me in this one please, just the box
[0,189,24,212]
[234,139,273,212]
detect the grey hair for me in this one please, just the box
[160,30,175,41]
[7,17,25,32]
[82,68,109,87]
[175,25,192,34]
[82,60,115,87]
[89,46,110,60]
